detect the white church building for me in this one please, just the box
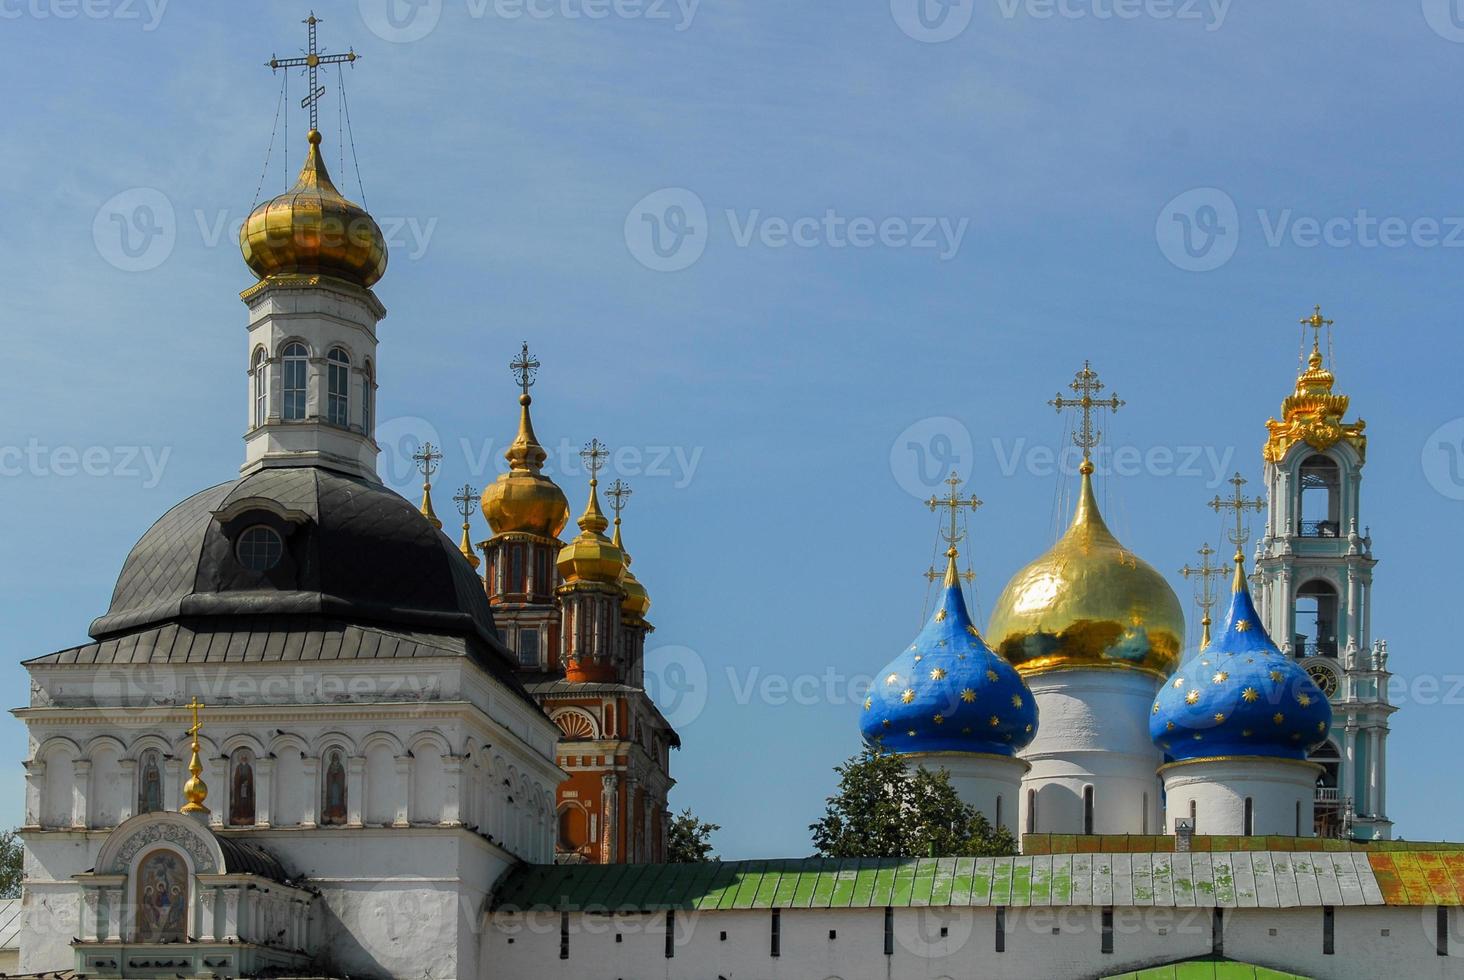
[9,34,1462,980]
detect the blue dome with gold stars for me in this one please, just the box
[1151,554,1331,763]
[862,551,1037,756]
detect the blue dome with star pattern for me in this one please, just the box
[862,555,1037,756]
[1151,557,1331,763]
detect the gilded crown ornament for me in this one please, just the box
[482,343,571,539]
[1264,306,1366,464]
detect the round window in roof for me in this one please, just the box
[236,525,284,572]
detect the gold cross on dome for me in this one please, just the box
[926,471,982,548]
[510,342,540,396]
[186,697,205,741]
[1210,472,1266,552]
[1049,360,1123,464]
[1300,304,1334,351]
[453,484,479,522]
[412,442,443,482]
[606,479,632,519]
[266,12,360,133]
[1180,542,1231,649]
[580,439,609,480]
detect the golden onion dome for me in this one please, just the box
[556,477,626,587]
[986,463,1184,679]
[613,520,652,621]
[240,129,388,288]
[482,393,571,538]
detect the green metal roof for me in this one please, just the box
[492,849,1459,913]
[1102,957,1312,980]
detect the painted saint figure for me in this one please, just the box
[138,750,164,814]
[135,849,187,943]
[322,750,347,825]
[229,751,255,826]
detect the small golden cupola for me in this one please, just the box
[482,344,571,539]
[556,440,626,587]
[1264,306,1366,464]
[240,129,388,288]
[606,479,651,622]
[986,362,1184,679]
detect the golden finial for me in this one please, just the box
[1049,360,1124,468]
[606,479,632,552]
[924,472,981,589]
[414,442,443,530]
[1264,306,1364,464]
[180,698,209,815]
[1300,304,1333,365]
[505,342,548,470]
[1209,472,1265,560]
[576,439,610,534]
[453,484,481,570]
[1180,542,1231,650]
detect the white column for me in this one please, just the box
[601,773,618,864]
[1377,727,1388,817]
[71,759,91,828]
[208,755,227,828]
[104,888,123,942]
[222,888,241,942]
[347,756,366,828]
[255,757,274,827]
[1340,725,1356,810]
[164,758,182,812]
[199,889,218,942]
[117,759,137,822]
[22,760,44,828]
[442,755,465,827]
[301,757,319,827]
[80,890,100,942]
[394,756,412,827]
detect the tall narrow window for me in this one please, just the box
[1142,793,1149,834]
[1083,786,1095,835]
[138,750,163,814]
[1243,797,1255,836]
[282,342,309,420]
[519,627,541,668]
[1190,799,1198,832]
[251,347,268,428]
[327,348,351,428]
[995,795,1003,831]
[361,360,374,436]
[1026,789,1036,834]
[322,750,348,826]
[229,750,256,826]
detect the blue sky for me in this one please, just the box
[4,1,1464,858]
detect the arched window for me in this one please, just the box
[1298,454,1340,537]
[251,347,268,428]
[1083,785,1095,835]
[327,348,351,428]
[229,750,256,827]
[361,359,374,436]
[1293,580,1339,658]
[138,750,163,814]
[322,750,348,826]
[1243,797,1255,836]
[282,342,309,421]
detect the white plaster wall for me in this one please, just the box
[1161,758,1318,836]
[1020,669,1164,835]
[0,949,18,973]
[486,905,1458,980]
[902,753,1026,833]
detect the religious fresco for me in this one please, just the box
[138,750,163,814]
[322,750,347,825]
[135,848,187,943]
[230,752,256,826]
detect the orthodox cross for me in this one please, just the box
[413,442,444,529]
[266,12,359,133]
[925,471,980,585]
[606,479,632,519]
[1209,472,1266,556]
[1300,304,1333,351]
[186,697,205,742]
[580,439,609,481]
[1179,542,1231,648]
[511,342,540,396]
[453,485,479,523]
[1049,360,1123,466]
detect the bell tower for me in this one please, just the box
[1252,306,1393,840]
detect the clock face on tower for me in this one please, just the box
[1307,664,1339,698]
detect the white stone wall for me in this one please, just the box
[1020,669,1164,835]
[901,753,1026,833]
[1161,757,1318,836]
[487,904,1460,980]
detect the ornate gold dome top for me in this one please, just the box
[986,464,1185,679]
[1263,308,1365,464]
[482,393,571,539]
[556,473,626,587]
[240,129,388,288]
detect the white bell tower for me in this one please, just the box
[1252,307,1393,840]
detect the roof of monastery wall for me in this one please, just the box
[493,848,1464,913]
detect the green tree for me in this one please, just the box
[810,745,1017,858]
[0,829,21,899]
[665,807,720,863]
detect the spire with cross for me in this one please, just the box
[1210,472,1266,561]
[511,342,540,397]
[267,12,359,134]
[573,439,612,535]
[1179,541,1231,649]
[1301,304,1334,354]
[180,698,209,815]
[453,484,481,570]
[414,442,444,530]
[1049,360,1124,473]
[924,471,981,589]
[606,479,634,550]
